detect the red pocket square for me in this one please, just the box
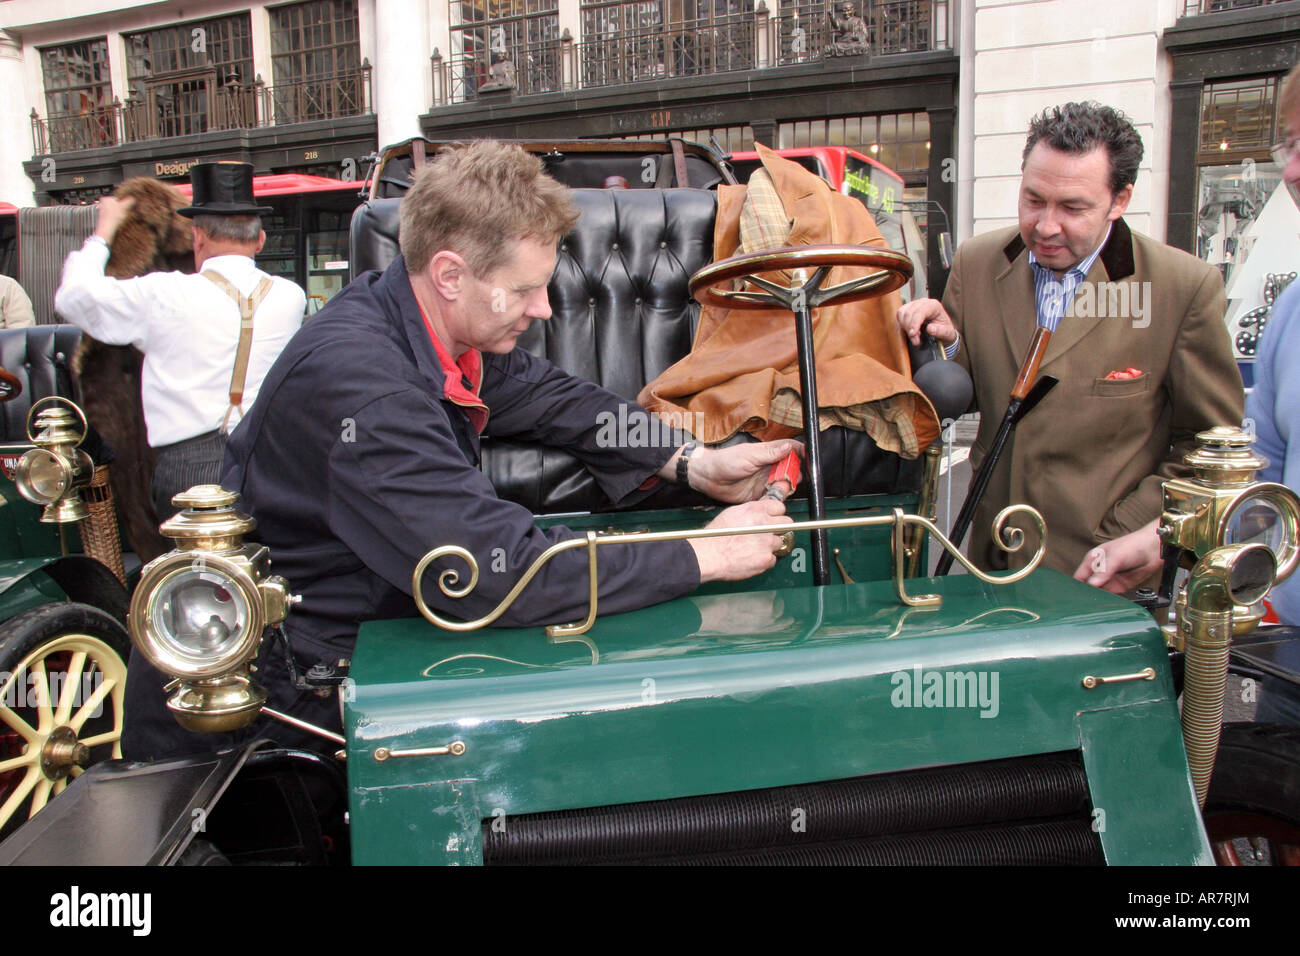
[1104,367,1143,380]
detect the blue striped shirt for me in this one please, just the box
[1027,225,1111,332]
[943,226,1111,360]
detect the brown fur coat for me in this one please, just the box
[72,177,194,564]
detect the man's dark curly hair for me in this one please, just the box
[1022,102,1144,197]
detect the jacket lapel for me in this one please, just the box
[1043,218,1136,367]
[995,233,1038,367]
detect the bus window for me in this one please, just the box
[305,207,351,313]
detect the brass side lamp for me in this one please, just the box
[1161,426,1300,640]
[128,485,297,733]
[14,397,95,523]
[1159,426,1300,805]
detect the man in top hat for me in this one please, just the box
[55,161,306,519]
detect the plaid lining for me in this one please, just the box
[738,169,792,253]
[768,389,922,458]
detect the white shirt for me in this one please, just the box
[55,241,306,446]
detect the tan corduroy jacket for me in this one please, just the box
[639,145,939,457]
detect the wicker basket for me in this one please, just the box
[78,464,126,584]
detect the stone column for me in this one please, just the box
[0,30,36,205]
[374,0,431,144]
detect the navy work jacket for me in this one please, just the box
[222,257,700,661]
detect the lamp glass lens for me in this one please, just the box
[150,568,250,663]
[26,451,68,501]
[1225,496,1287,554]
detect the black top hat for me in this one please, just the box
[177,161,273,218]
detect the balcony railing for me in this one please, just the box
[30,106,119,154]
[430,1,948,104]
[1181,0,1287,14]
[31,62,372,155]
[433,41,569,105]
[578,15,756,89]
[263,67,372,125]
[773,0,947,68]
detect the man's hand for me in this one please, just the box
[93,196,135,244]
[690,497,794,583]
[1073,519,1162,595]
[667,438,804,503]
[897,297,957,347]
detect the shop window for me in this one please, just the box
[39,39,115,152]
[269,0,365,123]
[1195,75,1298,359]
[578,0,755,87]
[123,14,255,140]
[447,0,561,99]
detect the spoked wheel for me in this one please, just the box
[0,603,129,841]
[1204,723,1300,866]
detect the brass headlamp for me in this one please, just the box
[14,397,94,523]
[128,485,297,733]
[1159,426,1300,805]
[1160,426,1300,638]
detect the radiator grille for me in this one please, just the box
[482,752,1101,866]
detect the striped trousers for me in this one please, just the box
[150,430,227,521]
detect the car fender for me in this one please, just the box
[0,555,127,625]
[0,740,268,866]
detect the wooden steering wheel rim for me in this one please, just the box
[689,244,914,311]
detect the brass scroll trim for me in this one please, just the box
[411,504,1047,638]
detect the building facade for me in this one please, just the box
[2,0,1299,320]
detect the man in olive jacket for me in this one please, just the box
[899,103,1243,578]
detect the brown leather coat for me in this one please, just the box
[639,146,939,457]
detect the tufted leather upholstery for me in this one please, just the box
[349,188,926,514]
[0,324,83,443]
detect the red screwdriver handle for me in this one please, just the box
[765,450,802,500]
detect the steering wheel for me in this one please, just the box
[689,244,913,312]
[687,244,915,588]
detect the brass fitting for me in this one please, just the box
[129,485,297,733]
[14,398,95,523]
[1161,426,1300,640]
[1180,543,1275,806]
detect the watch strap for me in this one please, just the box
[676,441,698,488]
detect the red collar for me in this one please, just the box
[417,306,488,434]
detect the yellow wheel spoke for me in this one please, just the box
[30,660,52,734]
[0,633,129,829]
[68,677,117,733]
[54,651,87,725]
[0,703,39,744]
[0,751,34,774]
[77,729,121,749]
[29,777,53,814]
[0,767,40,828]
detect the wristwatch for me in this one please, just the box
[676,441,698,488]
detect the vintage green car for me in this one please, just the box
[2,141,1298,868]
[0,331,131,842]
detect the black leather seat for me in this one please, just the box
[0,324,83,443]
[349,189,929,514]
